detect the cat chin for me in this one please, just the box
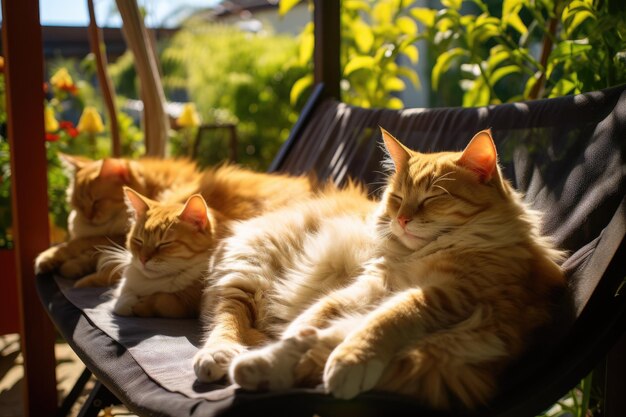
[389,224,429,251]
[129,261,167,279]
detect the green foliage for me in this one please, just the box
[161,22,307,170]
[0,56,146,249]
[536,372,602,417]
[288,0,422,109]
[420,0,626,106]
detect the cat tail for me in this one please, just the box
[378,315,509,411]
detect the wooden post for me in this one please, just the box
[116,0,169,157]
[1,0,58,416]
[87,0,122,157]
[313,0,341,101]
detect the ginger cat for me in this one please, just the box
[35,154,201,287]
[112,190,225,318]
[111,167,317,318]
[195,129,565,411]
[193,182,378,381]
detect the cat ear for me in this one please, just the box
[123,186,151,218]
[458,129,498,182]
[380,127,410,172]
[99,158,130,183]
[59,153,92,172]
[179,194,210,231]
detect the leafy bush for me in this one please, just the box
[287,0,422,109]
[0,57,145,249]
[418,0,626,106]
[161,22,308,170]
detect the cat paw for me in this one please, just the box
[194,343,245,383]
[34,246,61,275]
[113,293,138,316]
[230,327,318,391]
[324,347,386,400]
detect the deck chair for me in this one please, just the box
[36,83,626,417]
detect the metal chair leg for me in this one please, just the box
[76,379,120,417]
[56,367,93,417]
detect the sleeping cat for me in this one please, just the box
[195,129,565,410]
[35,154,201,286]
[112,167,317,318]
[112,189,225,318]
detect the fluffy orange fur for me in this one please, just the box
[35,154,201,285]
[195,129,565,411]
[111,166,317,318]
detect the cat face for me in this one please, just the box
[61,154,139,236]
[124,187,216,279]
[381,129,506,250]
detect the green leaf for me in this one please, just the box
[387,97,404,109]
[397,16,418,36]
[344,56,376,76]
[487,46,511,69]
[372,2,393,24]
[279,0,300,16]
[384,77,406,91]
[410,7,436,27]
[502,0,523,20]
[564,10,595,36]
[548,77,576,98]
[398,66,421,89]
[548,40,592,62]
[501,0,527,34]
[523,72,541,99]
[290,74,313,105]
[432,48,468,89]
[344,0,371,13]
[352,20,374,53]
[441,0,462,10]
[506,13,527,34]
[463,79,490,106]
[401,44,419,64]
[299,31,314,65]
[490,65,521,84]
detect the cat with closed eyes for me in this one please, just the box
[195,129,565,411]
[111,167,317,318]
[35,154,201,287]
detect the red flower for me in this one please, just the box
[45,133,60,142]
[59,84,78,95]
[59,121,79,138]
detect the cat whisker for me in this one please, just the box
[431,171,456,187]
[433,184,451,195]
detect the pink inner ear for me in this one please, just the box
[381,127,410,172]
[458,130,497,181]
[99,158,130,183]
[124,188,149,217]
[179,195,209,230]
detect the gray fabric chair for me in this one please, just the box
[37,83,626,416]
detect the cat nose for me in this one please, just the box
[140,254,151,265]
[397,215,411,228]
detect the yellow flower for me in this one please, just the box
[77,106,104,134]
[176,103,201,128]
[50,67,76,92]
[44,105,59,133]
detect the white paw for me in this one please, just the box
[113,293,138,316]
[194,343,245,383]
[324,349,386,399]
[230,327,318,391]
